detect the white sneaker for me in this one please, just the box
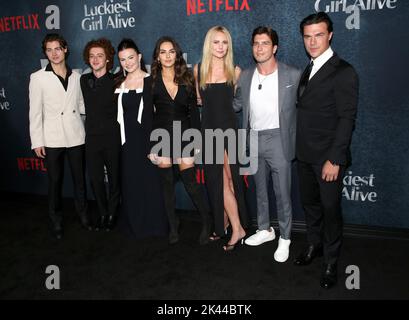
[274,237,291,262]
[244,227,275,246]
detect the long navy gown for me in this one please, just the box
[117,76,168,238]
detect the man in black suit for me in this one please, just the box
[294,12,359,289]
[80,38,120,231]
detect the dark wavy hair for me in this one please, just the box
[151,36,194,91]
[114,38,147,88]
[83,38,115,71]
[252,26,279,47]
[42,33,69,58]
[300,12,333,35]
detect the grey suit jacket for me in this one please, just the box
[234,61,301,161]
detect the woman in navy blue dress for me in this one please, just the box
[115,38,167,238]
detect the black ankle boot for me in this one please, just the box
[179,167,212,245]
[159,167,179,244]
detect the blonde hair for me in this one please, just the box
[200,26,235,89]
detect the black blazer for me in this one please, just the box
[80,72,119,138]
[296,53,359,166]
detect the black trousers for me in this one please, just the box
[85,136,120,217]
[45,145,87,226]
[297,160,346,265]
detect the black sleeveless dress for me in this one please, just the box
[199,78,248,236]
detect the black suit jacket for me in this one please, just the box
[80,72,119,138]
[296,53,359,166]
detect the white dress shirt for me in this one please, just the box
[309,46,334,80]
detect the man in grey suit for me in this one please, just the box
[234,26,301,262]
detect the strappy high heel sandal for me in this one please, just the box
[223,237,245,252]
[209,226,230,241]
[209,232,221,241]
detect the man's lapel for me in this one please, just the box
[277,62,286,114]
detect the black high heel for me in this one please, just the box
[223,237,245,252]
[209,226,231,241]
[209,232,221,241]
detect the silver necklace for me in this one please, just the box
[257,70,272,90]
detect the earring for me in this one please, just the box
[123,69,126,77]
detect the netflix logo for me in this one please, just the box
[195,167,249,189]
[0,5,61,33]
[196,168,205,184]
[0,14,39,32]
[17,157,47,172]
[186,0,250,15]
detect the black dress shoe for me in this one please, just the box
[51,224,63,240]
[54,229,63,240]
[169,231,179,245]
[94,215,107,231]
[105,214,117,231]
[293,244,323,266]
[79,214,93,231]
[320,263,338,289]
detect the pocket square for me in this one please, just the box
[286,84,294,88]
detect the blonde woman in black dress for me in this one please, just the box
[194,26,248,251]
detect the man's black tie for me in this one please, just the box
[298,60,314,98]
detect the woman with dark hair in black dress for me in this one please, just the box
[115,38,167,238]
[149,36,211,245]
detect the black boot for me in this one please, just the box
[179,167,212,245]
[159,167,179,244]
